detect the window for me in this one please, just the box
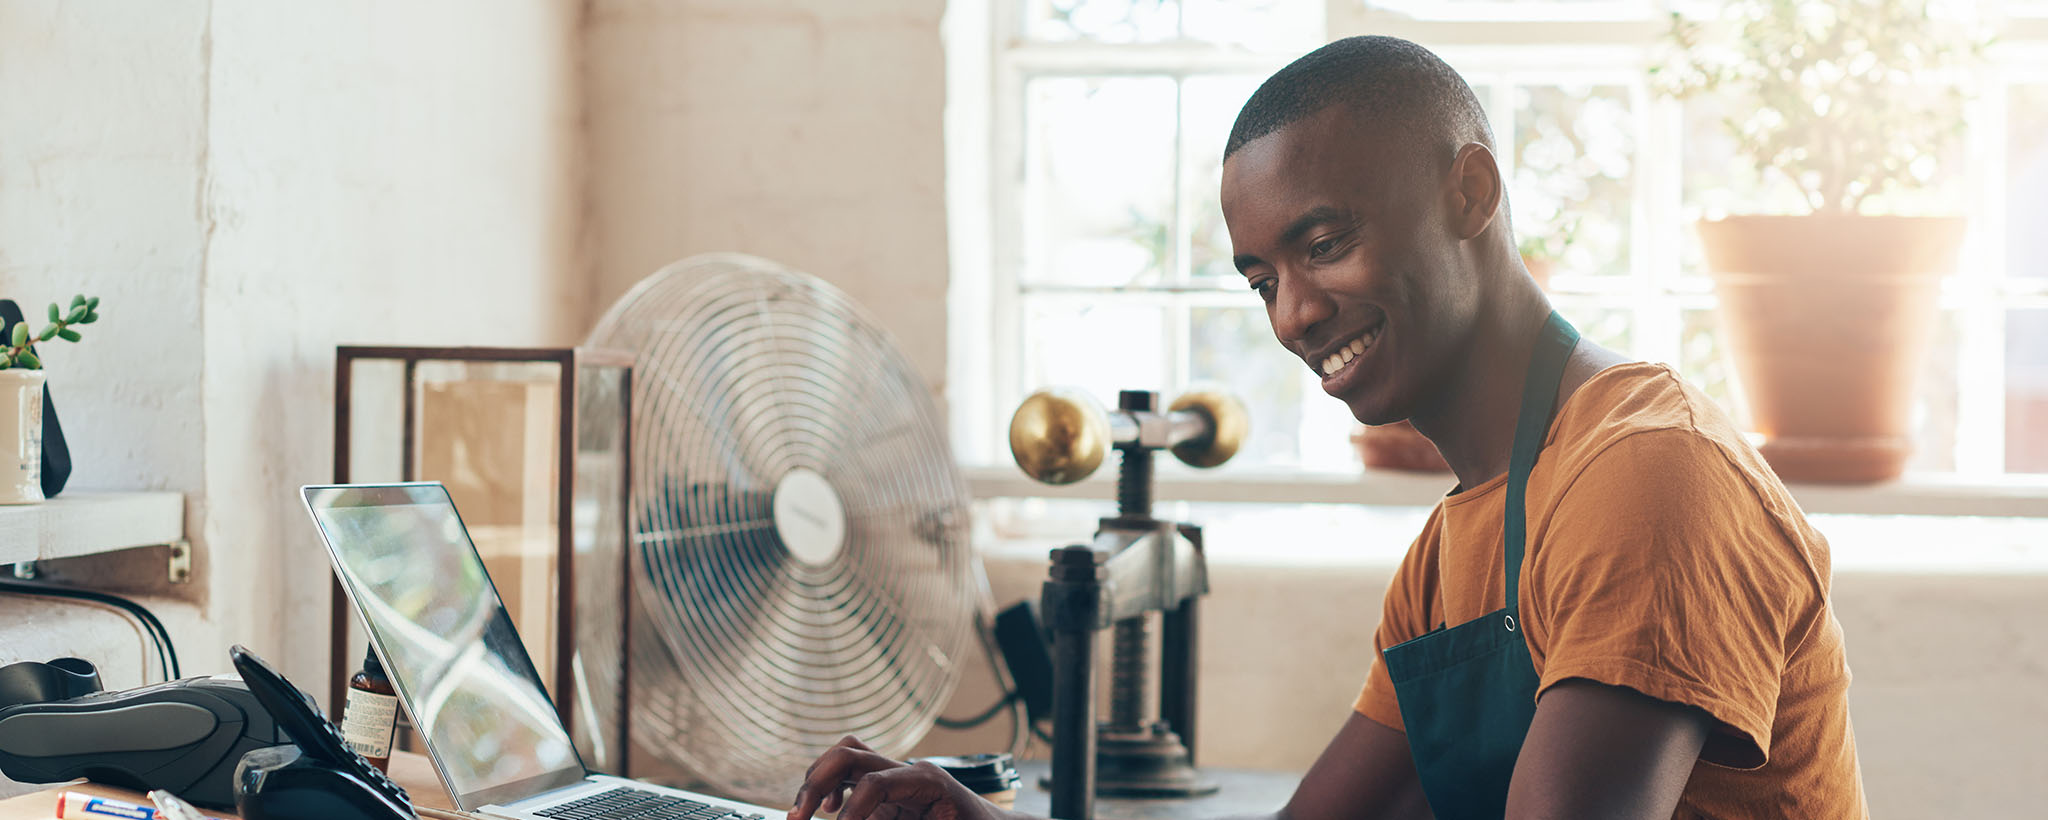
[948,0,2048,481]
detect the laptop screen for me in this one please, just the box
[304,483,587,809]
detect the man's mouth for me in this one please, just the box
[1316,322,1384,378]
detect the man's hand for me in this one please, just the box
[788,736,1009,820]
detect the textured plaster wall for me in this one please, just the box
[201,0,585,682]
[581,0,952,403]
[0,0,585,686]
[0,1,210,505]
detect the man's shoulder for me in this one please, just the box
[1540,362,1827,563]
[1549,362,1756,477]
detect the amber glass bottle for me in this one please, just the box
[340,648,398,772]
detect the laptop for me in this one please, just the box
[302,482,784,820]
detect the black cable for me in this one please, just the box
[0,576,180,681]
[934,691,1019,730]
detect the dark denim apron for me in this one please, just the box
[1381,310,1580,820]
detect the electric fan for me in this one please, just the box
[585,253,978,805]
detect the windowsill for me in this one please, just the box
[0,491,185,566]
[963,465,2048,518]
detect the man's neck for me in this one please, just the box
[1408,285,1554,491]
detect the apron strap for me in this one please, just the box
[1504,310,1580,615]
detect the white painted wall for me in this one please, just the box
[200,0,585,682]
[0,0,584,688]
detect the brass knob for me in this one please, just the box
[1009,388,1110,484]
[1167,390,1249,468]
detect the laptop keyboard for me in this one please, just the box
[536,786,770,820]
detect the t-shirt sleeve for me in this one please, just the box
[1524,429,1822,770]
[1353,508,1445,734]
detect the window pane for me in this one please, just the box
[1022,297,1171,402]
[1025,0,1180,43]
[2009,85,2048,281]
[1025,77,1178,288]
[1680,308,1738,415]
[1512,84,1634,278]
[2008,309,2048,473]
[1905,309,1961,473]
[1184,75,1263,288]
[1190,306,1302,467]
[1181,0,1319,51]
[1556,299,1638,354]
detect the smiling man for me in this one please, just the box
[790,35,1865,820]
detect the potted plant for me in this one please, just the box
[1655,0,1984,483]
[2,295,98,504]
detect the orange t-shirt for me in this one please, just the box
[1355,363,1866,818]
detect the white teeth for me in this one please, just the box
[1318,331,1376,378]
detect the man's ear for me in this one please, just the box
[1446,142,1502,241]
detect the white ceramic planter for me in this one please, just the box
[0,369,44,505]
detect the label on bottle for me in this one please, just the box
[341,688,398,759]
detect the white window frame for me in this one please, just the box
[948,0,2048,513]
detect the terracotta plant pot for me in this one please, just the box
[1696,214,1965,483]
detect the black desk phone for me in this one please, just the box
[229,645,418,820]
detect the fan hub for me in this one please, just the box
[773,467,846,566]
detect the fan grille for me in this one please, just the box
[586,254,973,803]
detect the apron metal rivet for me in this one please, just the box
[1504,615,1517,632]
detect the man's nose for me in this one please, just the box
[1271,274,1336,347]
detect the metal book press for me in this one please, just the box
[1008,387,1249,820]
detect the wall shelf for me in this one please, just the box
[965,467,2048,519]
[0,492,185,566]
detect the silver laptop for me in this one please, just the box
[303,482,782,820]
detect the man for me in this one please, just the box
[789,36,1864,820]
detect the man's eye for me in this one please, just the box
[1251,280,1276,300]
[1308,238,1341,260]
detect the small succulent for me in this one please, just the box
[2,294,100,370]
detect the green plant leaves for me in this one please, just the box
[10,323,25,348]
[57,328,80,342]
[16,350,39,369]
[47,304,59,324]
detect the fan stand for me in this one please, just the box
[1035,390,1228,820]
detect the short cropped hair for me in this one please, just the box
[1224,35,1493,164]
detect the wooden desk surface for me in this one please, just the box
[0,751,453,819]
[1010,761,1300,820]
[0,754,1299,820]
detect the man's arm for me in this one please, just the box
[1277,712,1432,820]
[1504,679,1710,820]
